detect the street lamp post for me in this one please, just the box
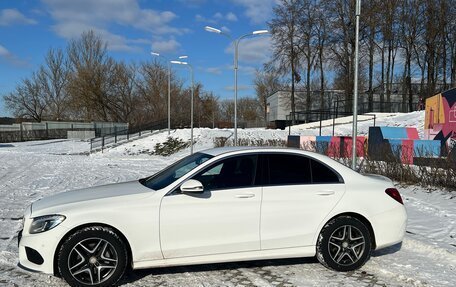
[351,0,361,170]
[171,60,194,154]
[151,52,171,135]
[205,26,269,146]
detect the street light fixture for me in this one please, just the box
[205,26,269,146]
[150,51,171,136]
[171,59,194,155]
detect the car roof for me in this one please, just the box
[200,146,283,156]
[200,146,324,157]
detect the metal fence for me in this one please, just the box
[90,119,168,152]
[286,110,377,136]
[0,121,129,143]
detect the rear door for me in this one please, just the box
[260,153,345,249]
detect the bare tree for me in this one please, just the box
[66,30,119,121]
[254,68,283,122]
[268,0,304,124]
[297,0,317,112]
[38,48,70,120]
[4,73,47,121]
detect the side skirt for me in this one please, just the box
[133,246,315,270]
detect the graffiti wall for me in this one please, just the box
[424,88,456,146]
[368,127,440,164]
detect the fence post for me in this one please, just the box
[319,110,322,136]
[373,114,376,127]
[45,122,49,139]
[101,136,105,153]
[90,138,92,152]
[114,126,117,143]
[20,123,23,141]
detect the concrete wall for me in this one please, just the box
[67,130,95,140]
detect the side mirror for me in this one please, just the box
[180,179,204,194]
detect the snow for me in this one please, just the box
[1,110,455,286]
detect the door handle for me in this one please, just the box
[235,194,255,198]
[316,190,335,196]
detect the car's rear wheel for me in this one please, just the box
[316,216,372,271]
[57,226,128,287]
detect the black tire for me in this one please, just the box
[316,216,372,272]
[57,226,128,287]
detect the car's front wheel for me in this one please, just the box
[57,226,128,287]
[316,216,372,272]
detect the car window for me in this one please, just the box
[310,158,342,183]
[193,155,257,190]
[267,154,311,185]
[141,152,213,190]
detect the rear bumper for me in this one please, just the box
[370,205,407,250]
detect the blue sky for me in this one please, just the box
[0,0,276,117]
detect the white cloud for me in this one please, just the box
[230,0,275,24]
[196,12,238,24]
[0,44,28,66]
[205,67,223,75]
[224,37,272,64]
[225,12,238,22]
[0,9,37,26]
[177,0,206,7]
[151,38,181,54]
[0,45,10,57]
[213,12,224,20]
[221,26,231,33]
[42,0,184,52]
[195,14,216,24]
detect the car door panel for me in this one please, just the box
[160,154,261,258]
[259,153,345,250]
[261,184,344,249]
[160,187,261,258]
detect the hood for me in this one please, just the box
[31,180,152,215]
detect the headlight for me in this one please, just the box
[29,215,66,234]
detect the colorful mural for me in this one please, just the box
[368,127,440,164]
[424,88,456,146]
[287,135,366,158]
[288,126,442,164]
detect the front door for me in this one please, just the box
[160,154,261,258]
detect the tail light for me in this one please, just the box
[385,188,403,205]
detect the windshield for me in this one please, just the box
[140,152,213,190]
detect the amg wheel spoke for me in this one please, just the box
[349,226,364,241]
[350,247,361,260]
[352,241,365,249]
[328,224,366,266]
[68,237,119,285]
[69,249,86,271]
[335,252,346,263]
[345,252,355,263]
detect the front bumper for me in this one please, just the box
[18,225,68,274]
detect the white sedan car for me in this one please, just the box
[18,147,407,287]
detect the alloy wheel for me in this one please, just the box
[328,225,366,266]
[68,238,118,285]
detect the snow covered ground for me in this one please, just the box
[1,110,455,286]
